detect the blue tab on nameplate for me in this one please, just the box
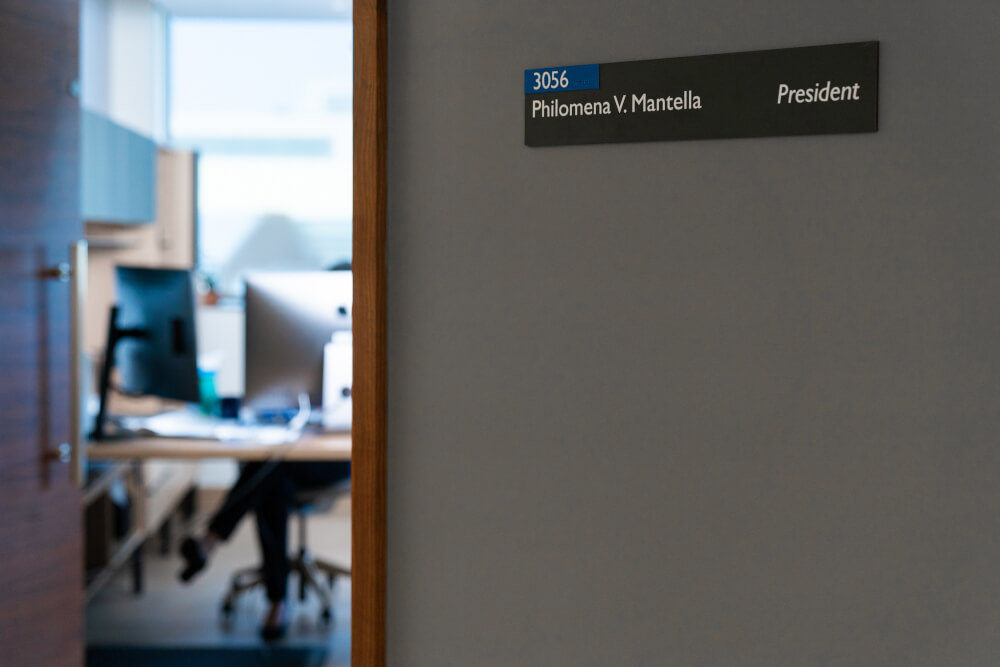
[524,64,599,94]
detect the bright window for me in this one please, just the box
[169,19,352,295]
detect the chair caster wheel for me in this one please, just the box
[321,607,332,624]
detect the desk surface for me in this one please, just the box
[86,430,351,461]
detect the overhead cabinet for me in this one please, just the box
[81,109,157,224]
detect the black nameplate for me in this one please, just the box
[524,42,879,147]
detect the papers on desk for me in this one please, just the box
[214,422,295,445]
[120,410,298,445]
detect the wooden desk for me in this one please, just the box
[83,430,350,602]
[87,430,352,462]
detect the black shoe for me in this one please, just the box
[260,602,288,642]
[260,621,287,642]
[178,537,207,582]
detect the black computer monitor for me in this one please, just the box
[91,266,200,439]
[243,271,352,414]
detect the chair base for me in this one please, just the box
[221,550,351,622]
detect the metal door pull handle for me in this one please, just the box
[41,241,87,485]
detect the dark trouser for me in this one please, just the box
[207,460,351,602]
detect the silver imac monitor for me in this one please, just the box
[243,271,352,415]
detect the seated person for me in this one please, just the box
[178,460,351,640]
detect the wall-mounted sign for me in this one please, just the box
[524,42,878,147]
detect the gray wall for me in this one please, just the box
[386,2,1000,664]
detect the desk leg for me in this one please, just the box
[131,541,144,594]
[180,486,197,522]
[127,461,147,596]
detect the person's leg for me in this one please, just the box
[256,461,350,639]
[179,461,286,582]
[255,471,295,640]
[208,461,282,541]
[255,472,294,604]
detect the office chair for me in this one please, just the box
[220,482,351,623]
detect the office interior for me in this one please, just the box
[8,0,1000,665]
[77,0,353,665]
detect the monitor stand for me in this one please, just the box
[90,305,148,441]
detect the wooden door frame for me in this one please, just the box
[352,0,387,664]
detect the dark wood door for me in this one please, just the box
[0,1,83,665]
